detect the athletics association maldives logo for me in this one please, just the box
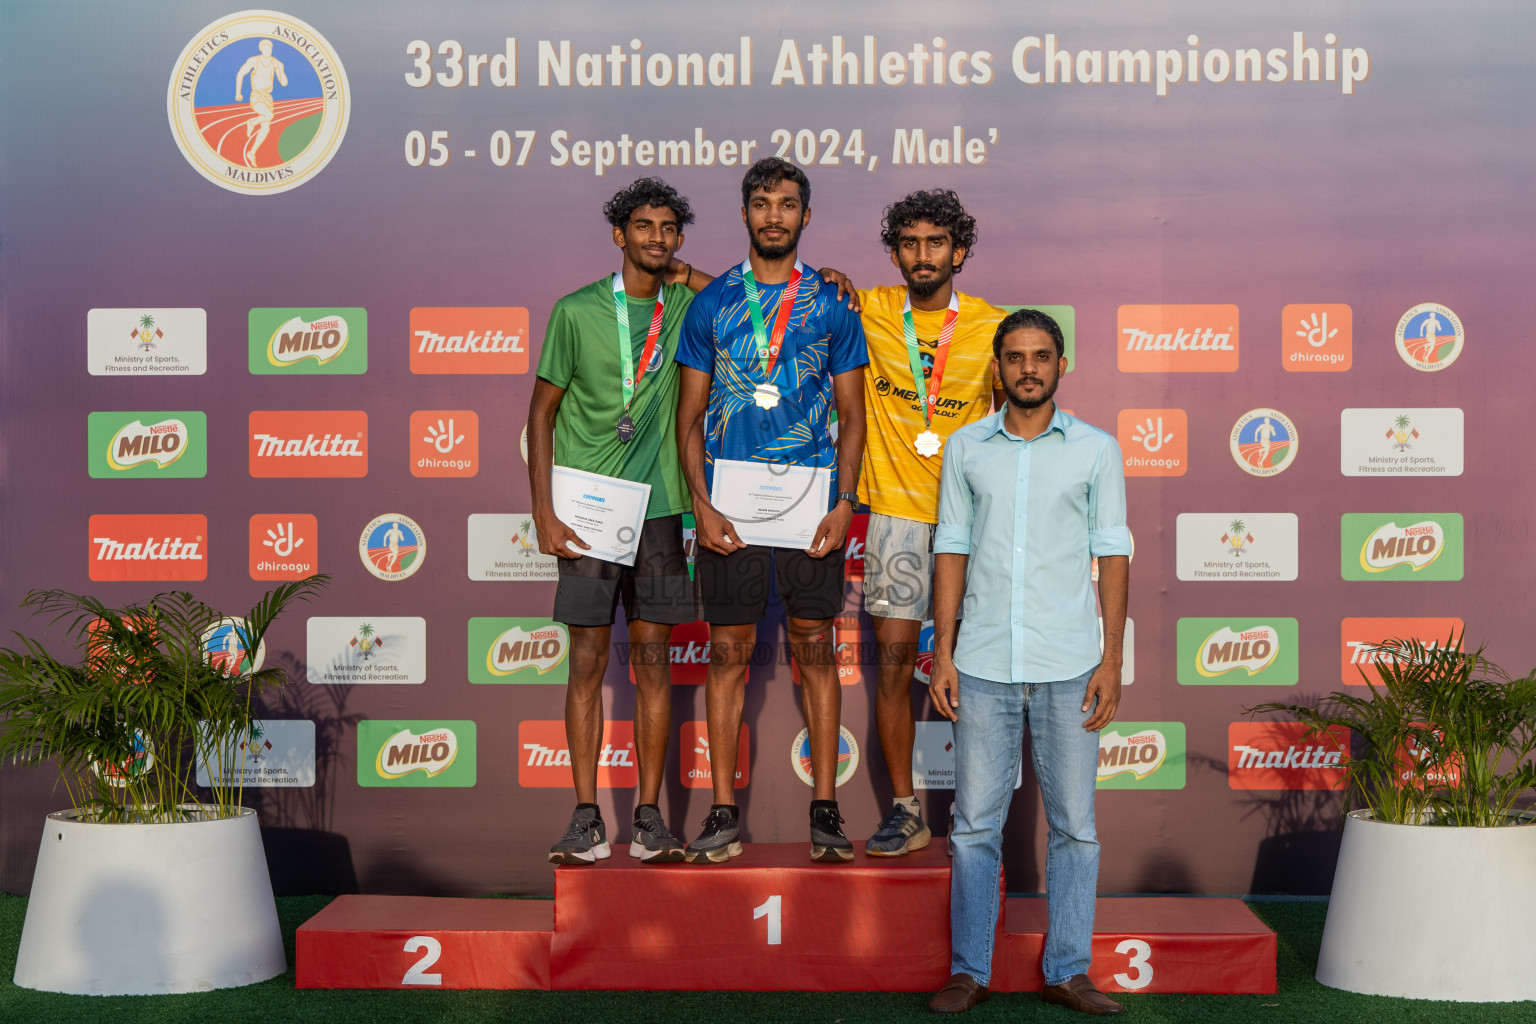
[168,11,350,195]
[791,726,859,788]
[202,617,266,676]
[359,514,425,581]
[1395,303,1464,372]
[1230,408,1298,477]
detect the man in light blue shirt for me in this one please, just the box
[925,308,1131,1017]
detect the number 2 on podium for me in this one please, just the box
[402,935,444,985]
[753,894,782,945]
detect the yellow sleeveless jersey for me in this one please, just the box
[856,285,1006,523]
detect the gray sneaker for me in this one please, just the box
[865,804,932,857]
[548,806,610,865]
[684,807,742,864]
[630,806,686,863]
[810,803,854,862]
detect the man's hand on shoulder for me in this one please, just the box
[818,268,862,312]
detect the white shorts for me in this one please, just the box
[862,512,936,621]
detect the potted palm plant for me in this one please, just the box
[1249,634,1536,1001]
[0,577,326,995]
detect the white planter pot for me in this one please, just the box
[12,807,286,995]
[1316,809,1536,1001]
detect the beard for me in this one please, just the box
[749,220,804,261]
[904,261,953,300]
[1002,372,1059,410]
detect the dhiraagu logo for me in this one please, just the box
[358,721,475,787]
[1096,722,1185,789]
[468,617,570,684]
[1177,618,1298,686]
[88,412,207,478]
[249,308,367,373]
[1341,514,1463,581]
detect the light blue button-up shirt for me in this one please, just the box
[934,406,1132,684]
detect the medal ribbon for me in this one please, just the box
[612,273,665,412]
[740,259,805,380]
[902,291,960,428]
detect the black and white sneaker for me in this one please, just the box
[630,805,686,863]
[865,804,932,857]
[684,806,742,864]
[810,803,854,862]
[548,806,610,865]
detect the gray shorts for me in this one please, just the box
[862,512,935,621]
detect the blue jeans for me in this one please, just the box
[949,666,1101,987]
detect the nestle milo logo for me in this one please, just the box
[357,721,476,787]
[1341,514,1463,581]
[1177,618,1298,686]
[88,412,207,478]
[1096,722,1185,790]
[468,617,570,684]
[249,308,367,374]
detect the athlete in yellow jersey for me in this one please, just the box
[857,190,1005,856]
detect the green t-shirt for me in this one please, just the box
[536,277,693,519]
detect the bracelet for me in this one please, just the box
[684,263,693,288]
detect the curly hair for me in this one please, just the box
[879,189,978,272]
[740,156,810,208]
[603,177,695,230]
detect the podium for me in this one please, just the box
[297,843,1275,993]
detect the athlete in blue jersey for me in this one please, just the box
[676,157,868,864]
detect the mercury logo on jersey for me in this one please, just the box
[88,514,207,581]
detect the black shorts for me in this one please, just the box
[552,514,698,628]
[695,542,847,625]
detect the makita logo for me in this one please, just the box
[518,720,637,787]
[92,535,202,561]
[523,742,633,769]
[672,640,711,665]
[1232,744,1343,770]
[88,514,208,582]
[414,328,523,354]
[1346,639,1446,666]
[253,433,363,458]
[1228,722,1348,790]
[270,315,348,365]
[110,418,189,469]
[1117,304,1239,373]
[410,308,530,374]
[1363,521,1443,571]
[249,411,369,478]
[1121,326,1234,352]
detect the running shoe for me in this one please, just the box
[684,806,742,864]
[810,803,854,862]
[547,806,610,865]
[864,804,932,857]
[630,805,686,863]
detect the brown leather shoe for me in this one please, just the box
[1040,974,1125,1015]
[928,972,990,1013]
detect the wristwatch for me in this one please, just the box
[835,491,859,509]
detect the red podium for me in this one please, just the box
[296,843,1276,993]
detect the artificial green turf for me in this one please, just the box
[0,894,1531,1023]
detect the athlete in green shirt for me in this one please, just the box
[528,178,714,864]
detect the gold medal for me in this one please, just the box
[914,430,942,458]
[753,382,781,409]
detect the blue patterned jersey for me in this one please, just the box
[675,261,868,506]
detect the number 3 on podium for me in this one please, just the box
[753,894,782,945]
[1112,938,1153,990]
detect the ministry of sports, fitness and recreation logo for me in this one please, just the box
[1395,303,1464,372]
[1229,408,1298,477]
[790,726,859,788]
[167,11,350,195]
[359,513,425,581]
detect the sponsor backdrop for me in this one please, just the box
[0,1,1528,898]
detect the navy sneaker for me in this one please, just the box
[548,806,610,865]
[865,804,931,857]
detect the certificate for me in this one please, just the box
[710,459,830,549]
[549,466,651,566]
